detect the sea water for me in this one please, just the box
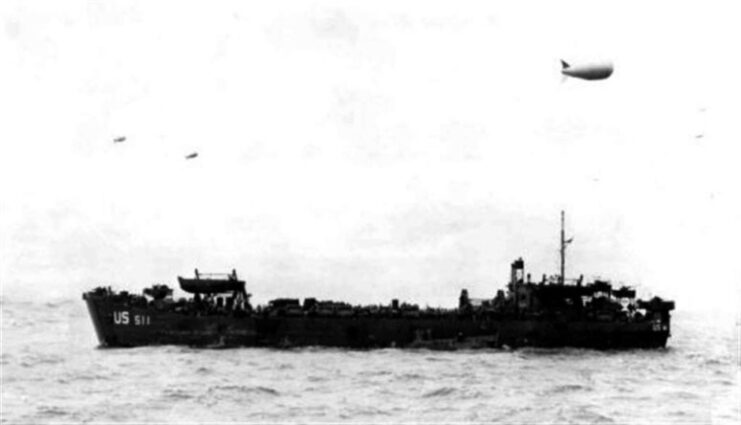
[1,296,739,424]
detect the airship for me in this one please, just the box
[185,152,198,159]
[113,136,126,143]
[561,59,613,80]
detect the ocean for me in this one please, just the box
[1,297,739,424]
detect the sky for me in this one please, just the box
[1,0,740,311]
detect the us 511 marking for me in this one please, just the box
[113,311,151,326]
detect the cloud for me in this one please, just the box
[311,9,359,45]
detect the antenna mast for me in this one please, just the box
[560,210,565,285]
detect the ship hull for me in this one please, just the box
[84,297,669,350]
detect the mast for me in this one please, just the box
[560,210,565,285]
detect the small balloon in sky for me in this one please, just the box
[560,59,613,81]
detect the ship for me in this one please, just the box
[83,212,674,349]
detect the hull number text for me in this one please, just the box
[113,311,151,326]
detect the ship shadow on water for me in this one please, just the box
[516,346,674,357]
[93,342,676,358]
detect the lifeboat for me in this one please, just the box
[177,269,246,294]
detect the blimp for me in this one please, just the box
[561,59,613,80]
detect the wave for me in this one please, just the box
[44,299,76,309]
[36,405,69,418]
[424,355,452,362]
[704,358,727,366]
[0,297,77,309]
[549,383,592,393]
[64,371,112,382]
[571,408,616,424]
[423,387,456,398]
[19,353,65,368]
[665,390,700,400]
[307,374,331,382]
[345,405,394,417]
[210,384,280,396]
[163,388,195,400]
[358,369,392,377]
[399,372,426,380]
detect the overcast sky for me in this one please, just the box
[1,1,739,311]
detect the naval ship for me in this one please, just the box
[83,212,674,349]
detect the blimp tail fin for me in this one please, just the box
[560,59,570,69]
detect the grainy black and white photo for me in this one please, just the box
[1,0,740,423]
